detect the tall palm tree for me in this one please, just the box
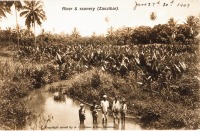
[167,17,178,43]
[5,27,13,44]
[122,27,133,44]
[106,26,114,41]
[5,1,23,48]
[20,1,46,47]
[92,32,96,38]
[150,12,157,21]
[150,12,157,27]
[168,18,177,27]
[70,27,81,39]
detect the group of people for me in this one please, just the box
[79,95,127,126]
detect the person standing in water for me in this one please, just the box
[79,103,86,124]
[112,96,121,124]
[100,95,109,123]
[90,100,98,124]
[121,98,127,124]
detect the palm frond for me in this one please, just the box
[0,9,7,18]
[21,0,46,29]
[34,13,42,25]
[14,1,23,11]
[20,10,29,17]
[25,14,32,29]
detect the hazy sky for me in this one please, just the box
[1,0,200,36]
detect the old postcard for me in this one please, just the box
[0,0,200,130]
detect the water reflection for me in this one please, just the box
[79,123,85,130]
[121,123,125,130]
[92,123,98,130]
[102,122,107,130]
[113,123,119,130]
[27,90,142,130]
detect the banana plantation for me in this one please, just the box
[0,0,200,130]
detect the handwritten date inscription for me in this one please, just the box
[133,0,190,10]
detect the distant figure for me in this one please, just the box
[90,101,98,124]
[79,104,86,124]
[121,99,127,124]
[101,95,109,123]
[112,96,121,124]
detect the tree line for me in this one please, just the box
[0,1,200,46]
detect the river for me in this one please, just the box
[25,88,142,130]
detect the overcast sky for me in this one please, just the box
[1,0,200,36]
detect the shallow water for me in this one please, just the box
[26,89,142,130]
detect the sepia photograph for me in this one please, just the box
[0,0,200,130]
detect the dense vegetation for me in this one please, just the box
[1,30,200,129]
[0,0,200,130]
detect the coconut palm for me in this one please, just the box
[20,1,46,47]
[70,27,81,39]
[0,1,11,20]
[150,12,157,27]
[116,27,133,44]
[5,1,23,48]
[92,32,96,38]
[150,12,157,21]
[167,17,178,43]
[106,26,115,41]
[5,27,13,43]
[168,18,177,27]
